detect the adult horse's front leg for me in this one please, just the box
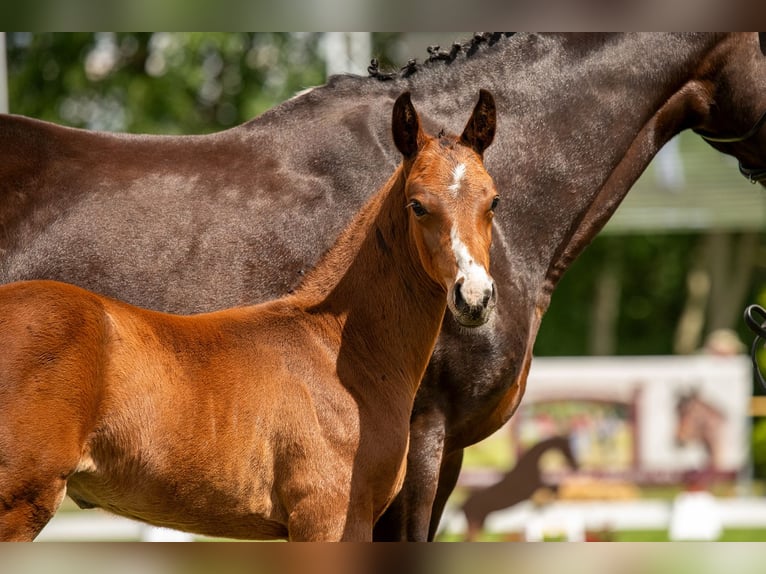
[373,408,447,541]
[428,447,464,540]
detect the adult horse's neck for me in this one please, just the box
[294,166,446,397]
[399,34,719,299]
[501,34,720,298]
[384,37,729,394]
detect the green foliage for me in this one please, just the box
[535,233,700,356]
[752,418,766,479]
[7,32,327,134]
[755,287,766,383]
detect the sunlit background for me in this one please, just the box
[3,32,766,543]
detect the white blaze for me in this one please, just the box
[450,226,493,305]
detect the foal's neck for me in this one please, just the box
[294,165,446,389]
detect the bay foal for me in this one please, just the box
[0,91,498,541]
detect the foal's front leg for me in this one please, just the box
[372,408,447,541]
[286,490,373,541]
[279,423,377,541]
[0,470,69,541]
[0,397,84,541]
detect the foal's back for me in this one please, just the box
[0,278,344,432]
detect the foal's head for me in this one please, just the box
[392,90,498,327]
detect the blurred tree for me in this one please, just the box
[3,32,439,134]
[6,32,330,133]
[536,231,765,359]
[535,233,700,357]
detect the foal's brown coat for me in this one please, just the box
[0,91,498,541]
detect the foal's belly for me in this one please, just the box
[65,470,288,540]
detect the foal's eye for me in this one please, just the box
[407,200,428,217]
[490,196,500,212]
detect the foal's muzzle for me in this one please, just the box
[450,277,497,327]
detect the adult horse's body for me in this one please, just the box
[2,33,766,541]
[0,91,499,541]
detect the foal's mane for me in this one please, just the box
[293,165,408,303]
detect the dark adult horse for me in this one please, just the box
[2,33,766,541]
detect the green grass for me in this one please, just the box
[437,528,766,542]
[616,529,766,542]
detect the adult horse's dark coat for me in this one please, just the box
[2,33,766,540]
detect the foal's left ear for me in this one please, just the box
[460,89,496,157]
[392,92,425,159]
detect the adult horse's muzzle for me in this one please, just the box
[449,276,497,327]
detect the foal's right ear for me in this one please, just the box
[392,92,424,159]
[460,89,496,157]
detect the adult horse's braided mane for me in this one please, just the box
[367,32,516,81]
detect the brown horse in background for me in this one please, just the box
[460,435,578,541]
[0,91,498,541]
[675,390,726,472]
[3,34,766,541]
